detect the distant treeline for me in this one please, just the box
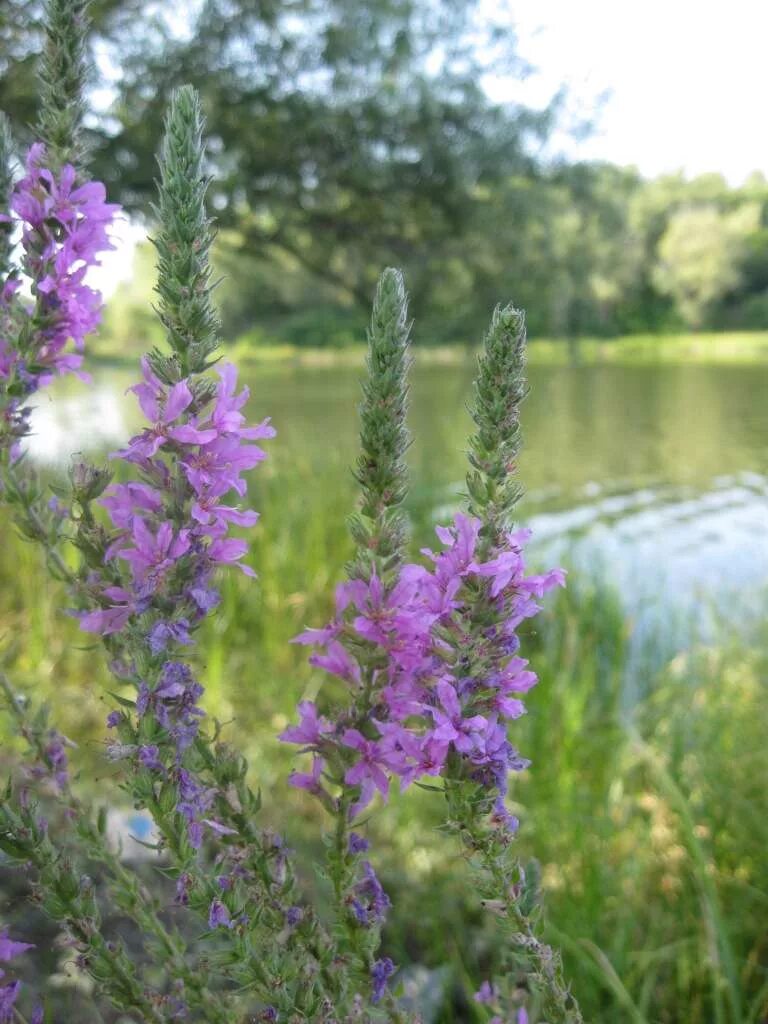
[104,165,768,350]
[4,0,768,347]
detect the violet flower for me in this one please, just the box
[283,512,564,825]
[370,957,395,1004]
[0,932,34,962]
[0,930,34,1024]
[207,899,233,930]
[1,144,118,459]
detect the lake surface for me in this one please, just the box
[26,357,768,647]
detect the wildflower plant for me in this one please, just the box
[281,285,581,1022]
[0,1,581,1021]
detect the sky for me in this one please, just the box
[486,0,768,184]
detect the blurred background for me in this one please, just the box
[1,2,767,1021]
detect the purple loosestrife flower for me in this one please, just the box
[0,930,34,1024]
[118,359,217,460]
[0,932,34,962]
[138,745,163,772]
[370,957,395,1004]
[341,730,390,800]
[288,756,325,795]
[278,700,331,747]
[174,873,193,906]
[0,979,20,1024]
[207,899,232,930]
[283,511,563,826]
[348,832,369,854]
[1,144,118,458]
[349,861,391,927]
[474,980,497,1005]
[27,729,71,792]
[136,662,205,757]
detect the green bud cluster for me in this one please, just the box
[349,267,412,581]
[467,303,528,552]
[152,85,220,379]
[36,0,90,172]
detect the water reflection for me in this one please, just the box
[25,384,128,464]
[25,358,768,637]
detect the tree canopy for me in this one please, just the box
[3,0,768,343]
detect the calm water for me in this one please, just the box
[27,358,768,639]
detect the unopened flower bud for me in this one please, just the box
[69,460,112,502]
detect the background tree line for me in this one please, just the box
[3,0,768,347]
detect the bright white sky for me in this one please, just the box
[94,0,768,296]
[489,0,768,184]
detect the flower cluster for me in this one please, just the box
[282,513,564,824]
[28,727,71,793]
[0,144,118,457]
[476,979,529,1024]
[79,360,273,848]
[81,360,273,639]
[0,930,37,1024]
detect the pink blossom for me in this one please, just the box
[289,756,325,793]
[279,701,331,747]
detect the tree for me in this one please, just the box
[653,203,761,329]
[1,0,553,322]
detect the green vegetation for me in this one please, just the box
[97,310,768,369]
[98,162,768,355]
[6,3,768,347]
[1,348,766,1020]
[1,481,766,1021]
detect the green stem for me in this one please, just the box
[0,673,229,1023]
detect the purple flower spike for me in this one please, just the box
[0,980,21,1023]
[287,510,563,832]
[0,932,34,962]
[474,979,497,1005]
[370,957,396,1004]
[208,899,233,930]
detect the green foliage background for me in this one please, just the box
[5,0,768,345]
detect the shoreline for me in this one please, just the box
[89,329,768,370]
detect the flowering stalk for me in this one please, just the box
[0,6,161,1016]
[0,8,238,1019]
[281,269,414,1014]
[434,306,582,1023]
[0,2,116,577]
[283,295,580,1020]
[0,672,230,1023]
[65,85,359,1021]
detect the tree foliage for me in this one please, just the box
[3,0,768,342]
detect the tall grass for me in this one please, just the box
[0,464,766,1022]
